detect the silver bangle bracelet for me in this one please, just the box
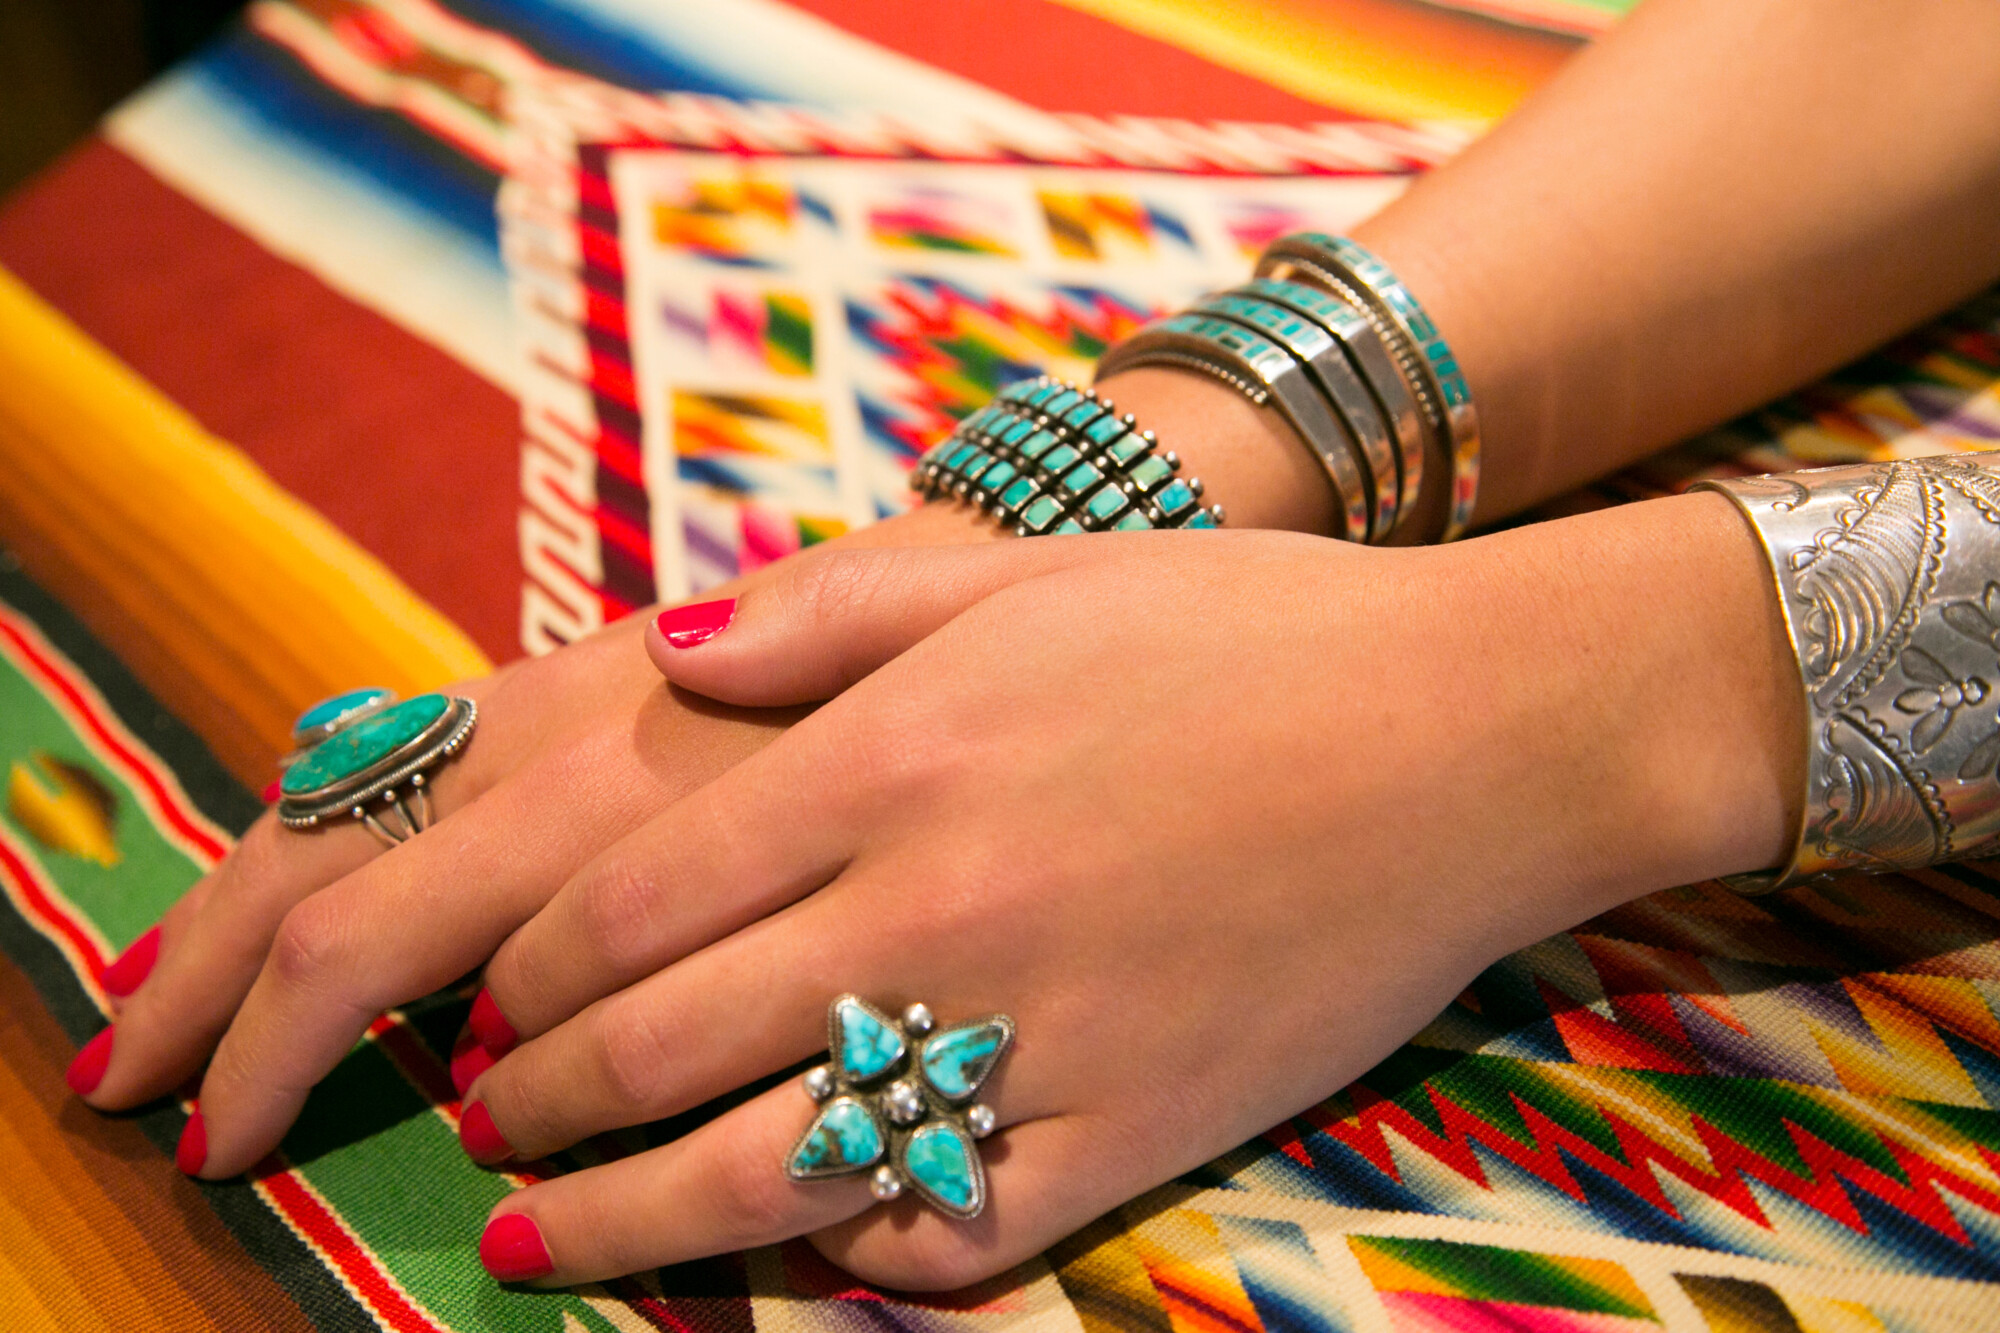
[1192,292,1402,540]
[1698,453,2000,892]
[1096,312,1374,543]
[1256,234,1479,541]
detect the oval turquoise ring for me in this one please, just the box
[276,692,477,846]
[787,994,1013,1219]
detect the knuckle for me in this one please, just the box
[569,859,666,975]
[708,1124,802,1241]
[852,1229,998,1292]
[267,899,355,994]
[586,1001,674,1114]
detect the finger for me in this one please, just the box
[476,710,869,1044]
[478,1065,1083,1291]
[186,689,794,1179]
[464,854,1052,1165]
[646,535,1127,706]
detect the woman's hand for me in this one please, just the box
[335,493,1794,1290]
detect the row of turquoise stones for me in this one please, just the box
[913,377,1221,536]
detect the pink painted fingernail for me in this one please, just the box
[459,1101,514,1164]
[468,988,517,1058]
[102,926,161,998]
[655,598,736,649]
[480,1212,553,1282]
[261,780,281,804]
[176,1104,207,1175]
[451,1029,496,1097]
[66,1027,113,1096]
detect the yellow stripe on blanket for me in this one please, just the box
[0,264,490,782]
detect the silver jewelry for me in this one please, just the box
[1194,291,1402,539]
[277,693,478,847]
[1097,313,1373,542]
[1699,454,2000,891]
[1257,234,1480,541]
[787,994,1013,1219]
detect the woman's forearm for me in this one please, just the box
[1356,0,2000,522]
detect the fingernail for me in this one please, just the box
[260,780,280,804]
[468,988,517,1058]
[654,598,736,649]
[66,1027,113,1096]
[451,1029,496,1097]
[102,926,161,998]
[176,1104,207,1175]
[459,1101,514,1164]
[480,1212,553,1282]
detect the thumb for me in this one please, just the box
[644,538,1100,706]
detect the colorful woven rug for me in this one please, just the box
[4,1,2000,1328]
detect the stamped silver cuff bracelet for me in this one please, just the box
[1699,453,2000,891]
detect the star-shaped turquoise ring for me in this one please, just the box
[276,690,477,846]
[787,995,1014,1219]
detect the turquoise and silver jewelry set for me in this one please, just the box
[1254,232,1481,541]
[788,995,1015,1219]
[912,377,1224,535]
[276,688,478,846]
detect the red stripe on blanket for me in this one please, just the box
[778,0,1350,122]
[0,140,522,663]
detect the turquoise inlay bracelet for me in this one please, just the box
[912,377,1224,535]
[1257,233,1481,542]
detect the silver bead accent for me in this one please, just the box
[965,1104,996,1139]
[1189,478,1204,498]
[1210,504,1226,525]
[884,1079,927,1126]
[1164,451,1179,468]
[870,1165,904,1201]
[901,1002,934,1035]
[802,1065,835,1102]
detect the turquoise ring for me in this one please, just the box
[787,994,1013,1219]
[276,691,477,846]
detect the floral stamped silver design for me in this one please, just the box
[1701,455,2000,891]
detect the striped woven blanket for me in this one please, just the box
[2,2,1999,1328]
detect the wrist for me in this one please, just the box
[1443,491,1803,931]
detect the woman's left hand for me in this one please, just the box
[244,497,1802,1289]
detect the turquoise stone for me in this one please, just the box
[294,687,393,738]
[281,694,449,796]
[789,1098,885,1177]
[1053,518,1085,535]
[1183,509,1219,529]
[1018,429,1058,460]
[999,477,1039,510]
[1039,444,1081,475]
[945,443,977,470]
[903,1122,979,1213]
[1126,455,1173,493]
[1105,434,1148,466]
[1114,511,1154,531]
[1085,486,1129,522]
[1000,418,1036,446]
[1084,413,1125,445]
[1059,461,1103,498]
[1019,495,1063,531]
[978,461,1018,493]
[1000,379,1039,403]
[960,451,996,482]
[1154,479,1195,517]
[835,998,905,1081]
[1063,400,1103,429]
[1043,388,1081,416]
[921,1021,1008,1101]
[1025,381,1061,406]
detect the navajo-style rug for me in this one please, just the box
[5,1,2000,1328]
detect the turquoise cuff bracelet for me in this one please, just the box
[1256,233,1480,541]
[912,377,1224,535]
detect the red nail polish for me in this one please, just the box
[176,1105,207,1175]
[654,598,736,649]
[480,1212,553,1282]
[66,1027,113,1096]
[102,926,160,998]
[468,988,517,1058]
[459,1101,514,1163]
[261,780,280,804]
[451,1030,496,1097]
